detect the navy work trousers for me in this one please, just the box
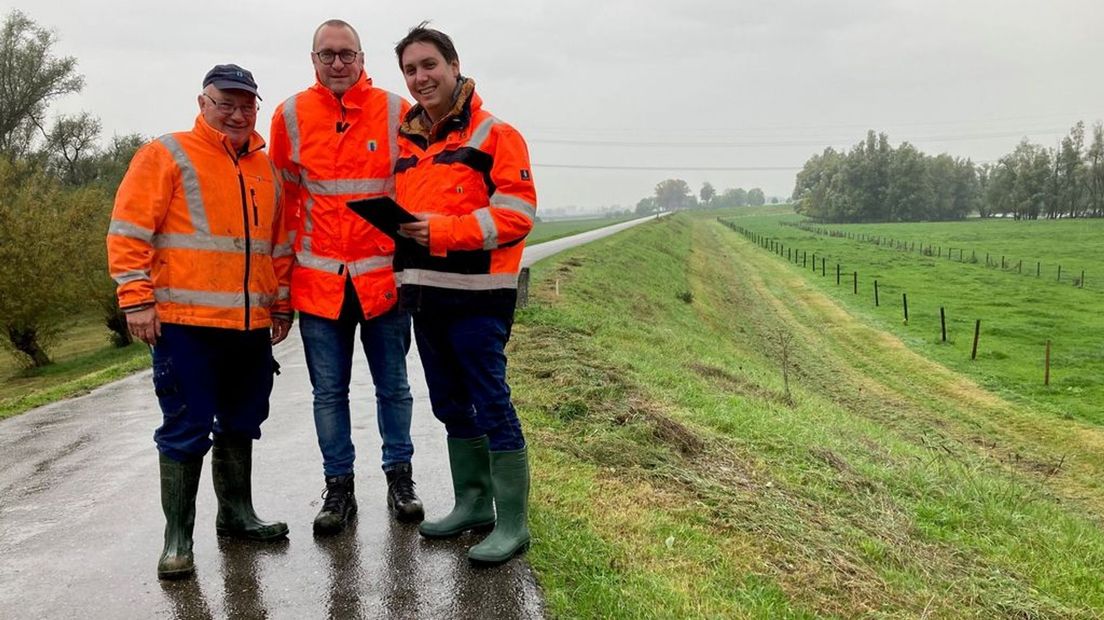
[412,311,526,452]
[151,323,275,462]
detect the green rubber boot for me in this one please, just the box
[211,435,289,541]
[418,436,495,538]
[467,447,531,564]
[157,453,202,580]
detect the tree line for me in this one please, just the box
[635,179,770,215]
[791,123,1104,222]
[1,10,144,366]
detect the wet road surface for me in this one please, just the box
[0,217,658,619]
[0,333,544,619]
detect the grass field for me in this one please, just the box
[528,214,637,245]
[510,209,1104,617]
[721,211,1104,426]
[793,217,1101,291]
[0,315,149,419]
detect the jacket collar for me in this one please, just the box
[400,77,479,144]
[309,71,374,109]
[192,114,266,156]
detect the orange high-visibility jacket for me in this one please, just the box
[107,116,293,330]
[393,83,537,315]
[269,74,410,320]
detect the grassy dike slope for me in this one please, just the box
[510,211,1104,619]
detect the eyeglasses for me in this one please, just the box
[313,49,360,65]
[203,93,258,117]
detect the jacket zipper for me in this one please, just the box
[250,188,259,226]
[337,102,349,267]
[230,149,252,330]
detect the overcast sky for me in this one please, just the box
[6,0,1103,211]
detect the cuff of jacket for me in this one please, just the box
[121,302,155,314]
[428,217,451,257]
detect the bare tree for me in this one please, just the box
[47,112,102,185]
[772,329,795,405]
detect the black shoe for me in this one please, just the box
[385,463,425,523]
[313,474,356,535]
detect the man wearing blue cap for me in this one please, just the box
[108,63,294,580]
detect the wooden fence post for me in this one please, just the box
[517,267,531,308]
[1045,339,1051,386]
[971,320,981,360]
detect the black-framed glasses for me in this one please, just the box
[313,49,360,65]
[203,93,258,117]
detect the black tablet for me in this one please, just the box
[346,197,419,239]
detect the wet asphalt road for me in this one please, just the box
[0,216,657,620]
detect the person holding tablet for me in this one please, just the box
[392,23,537,565]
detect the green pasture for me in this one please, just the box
[792,216,1102,291]
[723,210,1104,424]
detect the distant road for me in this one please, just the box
[523,213,664,266]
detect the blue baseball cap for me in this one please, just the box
[202,64,262,100]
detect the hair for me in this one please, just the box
[394,21,458,67]
[313,19,362,50]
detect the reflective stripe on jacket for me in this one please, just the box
[107,115,292,330]
[269,73,409,320]
[394,82,537,315]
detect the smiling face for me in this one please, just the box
[312,24,363,97]
[401,41,460,123]
[197,86,257,150]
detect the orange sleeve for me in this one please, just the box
[268,158,294,317]
[427,124,536,256]
[106,141,174,310]
[269,102,303,244]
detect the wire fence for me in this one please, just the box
[781,221,1096,292]
[718,218,1060,384]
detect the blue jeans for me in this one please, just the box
[300,280,414,476]
[151,323,275,462]
[412,311,525,452]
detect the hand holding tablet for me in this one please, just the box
[346,197,420,240]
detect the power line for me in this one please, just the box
[527,112,1098,135]
[528,128,1071,148]
[533,163,803,171]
